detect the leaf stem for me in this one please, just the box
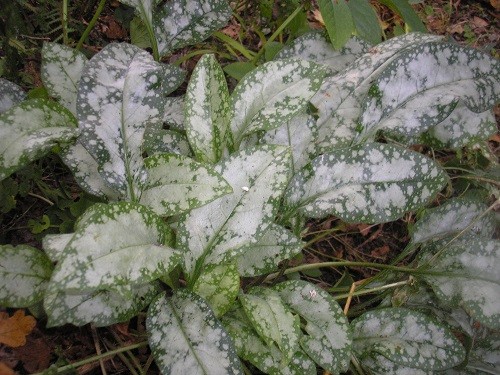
[62,0,69,45]
[76,0,107,51]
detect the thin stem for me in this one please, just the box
[334,279,411,300]
[31,341,149,375]
[76,0,106,51]
[27,192,54,206]
[62,0,69,45]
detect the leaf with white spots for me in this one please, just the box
[223,311,317,375]
[153,0,232,56]
[162,96,185,131]
[0,78,26,113]
[147,289,243,374]
[236,223,303,277]
[178,145,291,282]
[261,112,318,174]
[142,126,192,156]
[193,262,239,317]
[44,282,159,327]
[360,42,500,141]
[139,153,232,216]
[453,336,500,374]
[41,42,88,115]
[76,43,184,200]
[47,202,180,293]
[240,288,300,364]
[352,307,465,371]
[229,59,328,149]
[360,353,430,375]
[0,245,53,307]
[417,237,500,330]
[275,280,352,374]
[185,54,230,163]
[285,142,449,223]
[275,31,370,74]
[42,233,73,262]
[411,196,496,244]
[0,98,78,180]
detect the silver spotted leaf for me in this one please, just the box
[236,223,303,277]
[143,122,191,156]
[76,43,184,200]
[360,42,500,141]
[310,33,444,152]
[0,98,78,180]
[418,237,500,330]
[185,54,230,163]
[352,307,465,371]
[274,280,352,374]
[46,202,179,293]
[229,58,328,149]
[163,96,185,131]
[139,153,232,216]
[223,311,316,375]
[452,336,500,374]
[44,282,159,327]
[240,287,301,365]
[360,353,431,375]
[41,42,88,115]
[177,145,291,282]
[153,0,232,56]
[0,245,53,307]
[275,31,370,74]
[147,289,243,374]
[285,142,448,223]
[411,196,496,244]
[192,262,239,317]
[42,233,73,262]
[0,78,26,113]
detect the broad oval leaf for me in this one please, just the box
[42,233,73,262]
[236,223,303,277]
[178,145,291,281]
[360,352,430,375]
[119,0,153,29]
[193,262,239,317]
[44,282,159,327]
[185,54,230,163]
[142,127,191,156]
[0,78,26,113]
[275,280,352,374]
[0,245,53,307]
[360,42,500,141]
[229,59,328,148]
[163,96,185,131]
[0,98,78,180]
[139,153,232,216]
[147,289,243,374]
[285,143,449,223]
[418,237,500,330]
[153,0,232,56]
[41,42,88,115]
[240,288,300,364]
[411,196,496,244]
[47,202,180,293]
[347,0,382,45]
[317,0,355,50]
[352,307,465,371]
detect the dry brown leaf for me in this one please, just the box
[490,0,500,10]
[371,244,390,258]
[0,310,36,348]
[472,16,489,28]
[0,362,14,375]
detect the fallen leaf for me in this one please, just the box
[0,310,36,348]
[14,336,51,373]
[472,16,488,28]
[489,133,500,142]
[0,363,14,375]
[371,244,390,258]
[448,23,464,34]
[490,0,500,10]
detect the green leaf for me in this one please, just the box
[142,127,192,156]
[411,196,496,244]
[275,31,370,74]
[193,262,239,317]
[42,233,73,262]
[0,98,78,181]
[147,289,243,374]
[177,145,291,281]
[461,336,500,374]
[223,62,256,81]
[317,0,355,50]
[41,42,88,115]
[240,288,301,364]
[28,214,51,234]
[352,307,465,371]
[76,43,184,200]
[275,280,352,374]
[163,96,185,131]
[229,58,327,149]
[0,78,26,113]
[184,54,230,163]
[418,237,500,330]
[47,202,180,293]
[44,282,159,327]
[130,16,152,49]
[347,0,382,45]
[139,153,232,216]
[311,33,444,152]
[0,245,53,307]
[360,353,430,375]
[360,42,500,141]
[285,142,449,223]
[379,0,427,32]
[153,0,232,56]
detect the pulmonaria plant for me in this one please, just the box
[0,12,499,374]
